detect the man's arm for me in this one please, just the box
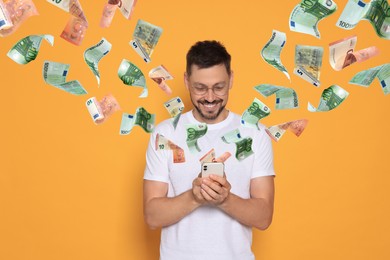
[143,178,206,229]
[200,175,275,230]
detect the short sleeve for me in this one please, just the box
[144,130,171,183]
[251,127,275,178]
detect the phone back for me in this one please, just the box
[201,162,224,177]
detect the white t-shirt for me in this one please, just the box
[144,110,275,260]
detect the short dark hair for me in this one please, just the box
[186,40,231,77]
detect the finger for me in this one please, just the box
[200,186,215,201]
[209,174,227,186]
[203,179,223,194]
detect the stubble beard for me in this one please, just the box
[193,99,226,121]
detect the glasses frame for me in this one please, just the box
[189,84,229,96]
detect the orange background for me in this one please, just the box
[1,0,389,259]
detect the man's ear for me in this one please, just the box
[184,72,189,91]
[229,70,234,90]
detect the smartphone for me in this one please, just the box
[201,162,224,177]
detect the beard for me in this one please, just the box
[193,99,226,121]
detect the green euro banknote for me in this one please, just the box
[294,45,323,87]
[185,123,207,153]
[43,60,87,95]
[241,98,271,129]
[261,30,290,80]
[7,34,54,65]
[221,129,242,144]
[336,0,390,39]
[221,129,253,161]
[84,37,112,86]
[308,85,349,112]
[164,96,184,129]
[118,59,147,98]
[289,0,337,38]
[254,84,299,109]
[129,19,163,63]
[266,119,309,142]
[349,63,390,94]
[235,138,254,161]
[119,107,155,135]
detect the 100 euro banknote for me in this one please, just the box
[254,84,299,109]
[349,63,390,94]
[336,0,390,39]
[84,37,112,86]
[289,0,337,38]
[261,30,290,80]
[118,59,147,98]
[7,34,54,65]
[43,60,87,95]
[308,85,349,112]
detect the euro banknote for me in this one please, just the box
[118,0,137,19]
[149,65,173,95]
[120,107,155,134]
[47,0,88,46]
[84,38,112,86]
[329,35,379,71]
[0,0,38,37]
[118,59,147,98]
[266,119,309,142]
[261,30,290,80]
[7,34,54,65]
[308,85,349,112]
[254,84,299,109]
[164,96,184,129]
[241,98,271,129]
[336,0,390,39]
[289,0,337,38]
[221,129,253,161]
[294,45,323,87]
[100,2,117,28]
[43,60,87,95]
[349,63,390,94]
[186,123,207,153]
[130,19,162,63]
[86,94,120,124]
[99,0,136,27]
[200,148,216,163]
[155,133,185,163]
[200,149,231,163]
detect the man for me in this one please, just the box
[143,40,275,260]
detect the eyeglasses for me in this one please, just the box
[190,85,229,96]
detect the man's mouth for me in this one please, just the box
[200,100,221,108]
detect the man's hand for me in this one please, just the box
[192,174,207,205]
[200,174,231,206]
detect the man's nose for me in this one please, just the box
[204,88,215,101]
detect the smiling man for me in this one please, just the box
[143,40,275,260]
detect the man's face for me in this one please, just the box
[185,64,233,124]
